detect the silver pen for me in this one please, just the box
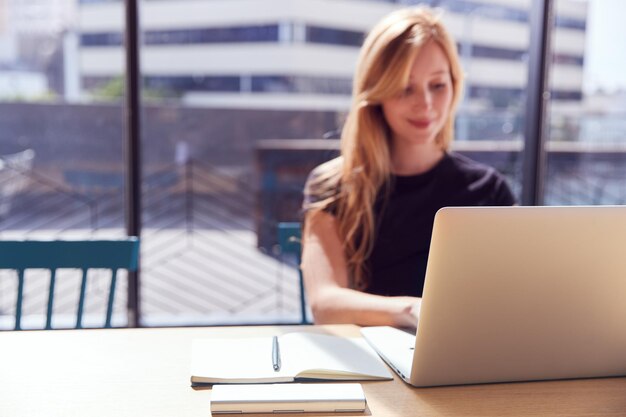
[272,336,281,371]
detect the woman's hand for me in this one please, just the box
[394,297,422,328]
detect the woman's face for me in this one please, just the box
[381,40,453,149]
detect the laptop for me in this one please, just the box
[361,206,626,387]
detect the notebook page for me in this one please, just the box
[191,338,292,383]
[280,333,392,380]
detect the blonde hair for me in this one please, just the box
[305,6,464,290]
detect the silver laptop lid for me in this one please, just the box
[411,206,626,387]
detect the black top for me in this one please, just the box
[303,152,516,297]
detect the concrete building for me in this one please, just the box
[7,0,76,34]
[0,0,17,63]
[0,0,77,98]
[76,0,587,117]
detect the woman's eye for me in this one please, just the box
[431,83,447,91]
[399,87,413,97]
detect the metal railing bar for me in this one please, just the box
[53,215,99,233]
[191,205,254,229]
[188,167,250,191]
[191,198,255,228]
[150,249,269,299]
[15,169,97,207]
[144,269,235,312]
[188,212,258,240]
[177,239,278,285]
[2,182,99,231]
[231,285,288,314]
[0,194,88,230]
[140,232,189,261]
[154,253,270,299]
[142,186,185,204]
[192,192,255,218]
[140,245,189,273]
[141,200,186,225]
[195,189,254,205]
[190,159,258,193]
[190,213,253,233]
[47,216,95,236]
[190,214,251,233]
[185,163,258,194]
[139,291,185,315]
[142,214,188,234]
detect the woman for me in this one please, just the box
[301,7,515,328]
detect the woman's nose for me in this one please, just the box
[411,89,432,109]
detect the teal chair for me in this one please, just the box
[277,222,308,324]
[0,238,140,330]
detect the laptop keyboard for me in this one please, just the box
[360,326,416,381]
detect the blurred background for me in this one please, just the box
[0,0,624,328]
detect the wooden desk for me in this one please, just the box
[2,325,625,417]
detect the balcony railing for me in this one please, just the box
[1,139,625,329]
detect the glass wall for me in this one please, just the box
[4,0,615,328]
[440,0,531,199]
[0,0,127,329]
[131,0,341,325]
[99,0,533,325]
[545,0,626,205]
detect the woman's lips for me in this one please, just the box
[408,119,432,129]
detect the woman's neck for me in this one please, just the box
[390,140,445,176]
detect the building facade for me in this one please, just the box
[0,0,16,63]
[77,0,587,119]
[0,0,77,98]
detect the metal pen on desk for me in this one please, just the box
[272,335,281,372]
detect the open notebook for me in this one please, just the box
[191,332,392,385]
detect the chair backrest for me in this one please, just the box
[0,238,140,330]
[277,222,308,324]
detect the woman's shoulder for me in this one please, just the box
[444,151,516,205]
[303,157,343,210]
[305,156,344,191]
[446,152,502,179]
[307,156,343,180]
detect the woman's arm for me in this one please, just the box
[301,210,421,327]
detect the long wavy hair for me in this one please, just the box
[305,6,464,290]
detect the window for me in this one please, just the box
[3,0,618,329]
[0,0,128,328]
[544,0,626,205]
[305,26,364,47]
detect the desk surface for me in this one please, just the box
[2,325,625,417]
